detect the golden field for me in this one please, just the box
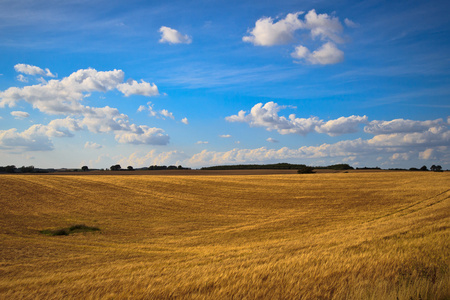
[0,172,448,299]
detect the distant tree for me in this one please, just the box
[81,166,89,172]
[5,165,16,173]
[431,165,442,172]
[297,166,315,174]
[20,166,35,173]
[420,165,428,171]
[127,166,133,170]
[110,164,121,171]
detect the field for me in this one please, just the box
[0,172,449,299]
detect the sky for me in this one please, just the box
[0,0,449,169]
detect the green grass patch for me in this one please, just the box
[40,224,100,236]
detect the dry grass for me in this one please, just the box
[0,172,448,299]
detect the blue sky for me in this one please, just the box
[1,0,449,169]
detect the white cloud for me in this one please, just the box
[244,10,348,65]
[85,141,102,149]
[181,117,189,125]
[0,118,82,152]
[367,126,450,148]
[114,126,169,145]
[0,67,168,147]
[137,102,175,120]
[292,42,344,65]
[243,12,304,46]
[11,111,30,119]
[0,127,54,151]
[419,148,434,160]
[266,137,279,143]
[0,68,124,114]
[226,102,367,136]
[390,153,410,161]
[160,109,174,120]
[344,18,359,28]
[14,64,56,77]
[364,118,444,134]
[112,122,450,168]
[303,9,344,43]
[159,26,192,44]
[45,117,82,137]
[316,115,368,136]
[187,128,450,167]
[117,79,159,97]
[196,141,209,144]
[118,150,188,168]
[16,75,28,82]
[220,134,232,138]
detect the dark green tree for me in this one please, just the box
[5,165,16,173]
[110,164,121,171]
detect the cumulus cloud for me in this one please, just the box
[0,67,169,148]
[316,115,368,136]
[244,10,348,65]
[16,75,28,82]
[243,12,304,46]
[160,109,174,120]
[14,64,56,77]
[0,68,160,114]
[367,126,450,148]
[303,9,344,43]
[159,26,192,44]
[115,126,169,145]
[117,79,159,97]
[390,153,410,161]
[226,102,367,136]
[0,117,83,151]
[266,137,279,143]
[85,141,102,149]
[0,127,54,151]
[138,102,175,120]
[292,42,344,65]
[11,111,30,119]
[364,118,444,134]
[181,117,189,125]
[196,141,209,144]
[187,126,450,167]
[419,148,434,160]
[113,120,450,168]
[118,150,188,168]
[220,134,232,138]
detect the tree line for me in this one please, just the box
[0,163,445,173]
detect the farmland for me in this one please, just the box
[0,172,449,299]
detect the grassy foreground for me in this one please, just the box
[0,172,448,299]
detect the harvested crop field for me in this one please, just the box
[0,172,449,299]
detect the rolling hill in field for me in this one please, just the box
[0,172,449,299]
